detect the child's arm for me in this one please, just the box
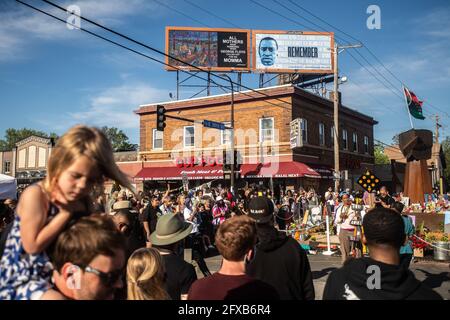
[18,186,72,255]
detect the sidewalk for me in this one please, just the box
[186,249,450,300]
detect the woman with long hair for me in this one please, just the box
[127,248,170,300]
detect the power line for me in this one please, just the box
[250,0,407,110]
[272,0,352,45]
[253,0,443,125]
[182,0,241,28]
[286,0,361,45]
[281,0,448,119]
[249,0,316,32]
[35,0,297,112]
[15,0,292,116]
[151,0,212,28]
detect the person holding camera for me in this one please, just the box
[334,194,356,264]
[184,200,211,277]
[376,186,395,208]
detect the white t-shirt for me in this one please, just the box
[183,207,199,234]
[335,205,356,234]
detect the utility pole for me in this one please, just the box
[434,114,442,194]
[333,42,363,193]
[435,114,440,144]
[220,74,235,195]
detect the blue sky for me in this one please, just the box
[0,0,449,145]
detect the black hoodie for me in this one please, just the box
[246,225,315,300]
[323,257,442,300]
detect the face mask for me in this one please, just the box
[245,247,256,264]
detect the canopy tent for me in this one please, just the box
[0,174,17,200]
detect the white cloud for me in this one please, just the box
[0,0,160,62]
[415,7,450,40]
[34,82,168,143]
[67,83,168,130]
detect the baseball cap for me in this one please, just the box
[248,196,273,224]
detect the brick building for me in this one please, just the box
[131,84,377,195]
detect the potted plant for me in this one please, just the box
[427,232,450,261]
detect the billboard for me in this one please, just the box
[166,27,250,72]
[252,30,334,74]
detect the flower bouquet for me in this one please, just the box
[411,224,428,257]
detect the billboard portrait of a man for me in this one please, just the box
[258,37,278,67]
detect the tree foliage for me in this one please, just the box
[0,128,58,151]
[442,136,450,188]
[374,144,390,165]
[101,126,137,152]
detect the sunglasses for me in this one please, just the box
[84,266,124,287]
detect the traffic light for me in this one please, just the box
[222,150,240,172]
[156,105,166,131]
[223,150,231,172]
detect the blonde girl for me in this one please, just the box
[127,248,170,300]
[0,125,133,300]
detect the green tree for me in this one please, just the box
[374,144,390,165]
[442,136,450,188]
[0,128,59,151]
[101,126,137,152]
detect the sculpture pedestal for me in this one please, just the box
[404,159,432,204]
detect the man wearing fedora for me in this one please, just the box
[150,213,197,300]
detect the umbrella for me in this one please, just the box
[0,174,17,200]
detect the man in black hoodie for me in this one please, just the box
[245,196,315,300]
[323,207,442,300]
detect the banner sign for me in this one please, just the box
[290,118,302,149]
[252,30,334,73]
[166,27,250,71]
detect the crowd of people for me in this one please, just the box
[0,125,446,300]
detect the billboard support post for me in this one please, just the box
[333,43,363,193]
[176,70,179,100]
[237,73,242,92]
[219,73,235,196]
[207,72,211,96]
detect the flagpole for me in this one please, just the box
[402,85,414,129]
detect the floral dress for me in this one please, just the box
[0,204,58,300]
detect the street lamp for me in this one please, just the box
[219,74,235,195]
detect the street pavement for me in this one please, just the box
[185,249,450,300]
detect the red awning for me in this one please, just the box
[135,161,321,181]
[241,162,320,179]
[135,166,224,181]
[308,165,335,179]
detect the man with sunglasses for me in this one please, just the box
[51,215,127,300]
[258,37,278,67]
